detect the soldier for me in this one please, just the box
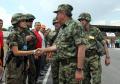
[8,26,14,32]
[5,13,38,84]
[25,13,36,84]
[45,17,61,84]
[46,17,61,45]
[78,12,110,84]
[38,4,87,84]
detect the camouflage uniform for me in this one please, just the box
[25,14,36,84]
[53,4,87,84]
[78,13,104,84]
[46,18,60,84]
[5,13,28,84]
[47,18,60,45]
[46,30,60,83]
[54,19,86,84]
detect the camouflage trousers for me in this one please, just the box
[27,56,36,84]
[51,59,59,84]
[58,58,81,84]
[5,59,27,84]
[82,54,102,84]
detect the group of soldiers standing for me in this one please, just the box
[1,3,111,84]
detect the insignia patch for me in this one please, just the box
[89,36,95,39]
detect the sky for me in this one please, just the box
[0,0,120,29]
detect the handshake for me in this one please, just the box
[33,48,45,57]
[32,45,57,59]
[32,48,45,59]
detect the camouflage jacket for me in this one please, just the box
[46,30,59,45]
[84,26,104,51]
[24,29,37,50]
[6,28,28,67]
[53,19,87,60]
[7,29,27,50]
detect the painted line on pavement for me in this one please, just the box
[42,65,51,84]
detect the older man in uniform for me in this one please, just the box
[45,18,61,84]
[38,4,87,84]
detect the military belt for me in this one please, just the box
[59,57,76,66]
[86,49,97,57]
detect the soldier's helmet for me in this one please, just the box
[78,13,91,22]
[11,13,26,25]
[53,17,59,25]
[25,13,35,20]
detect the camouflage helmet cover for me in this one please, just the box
[25,13,35,20]
[78,12,91,22]
[54,4,73,13]
[11,13,26,25]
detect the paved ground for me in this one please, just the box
[43,48,120,84]
[101,48,120,84]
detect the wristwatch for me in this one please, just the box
[76,67,83,71]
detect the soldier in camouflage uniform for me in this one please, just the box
[25,13,36,84]
[45,17,61,84]
[78,12,110,84]
[5,13,38,84]
[38,4,87,84]
[47,17,61,45]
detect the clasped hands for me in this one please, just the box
[33,48,45,58]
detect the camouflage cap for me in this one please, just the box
[25,13,35,20]
[11,13,26,25]
[53,17,59,25]
[54,4,73,13]
[78,12,91,22]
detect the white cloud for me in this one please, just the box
[113,7,120,12]
[113,8,120,12]
[0,7,11,28]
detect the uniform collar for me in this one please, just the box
[62,18,72,29]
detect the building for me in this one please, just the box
[93,25,120,48]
